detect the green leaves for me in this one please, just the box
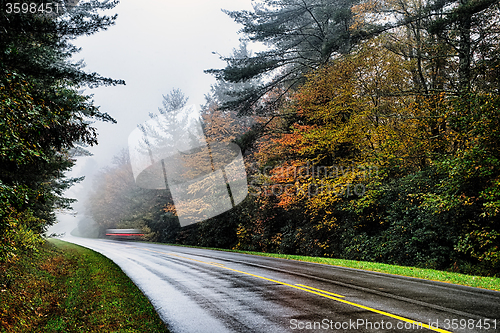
[0,0,123,264]
[207,0,360,115]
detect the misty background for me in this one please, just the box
[49,0,254,235]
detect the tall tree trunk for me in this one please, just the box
[458,0,472,93]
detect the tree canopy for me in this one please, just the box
[206,0,361,116]
[201,0,500,275]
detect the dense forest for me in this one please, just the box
[1,0,498,278]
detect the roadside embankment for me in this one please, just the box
[0,239,170,332]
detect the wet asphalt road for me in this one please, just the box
[63,236,500,333]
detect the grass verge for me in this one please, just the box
[1,239,169,333]
[151,242,500,292]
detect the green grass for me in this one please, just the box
[1,239,170,333]
[232,251,500,291]
[148,242,500,291]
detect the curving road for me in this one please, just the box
[63,236,500,333]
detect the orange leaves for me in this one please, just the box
[273,125,315,156]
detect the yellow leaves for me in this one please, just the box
[351,0,381,30]
[163,203,176,215]
[296,62,361,122]
[202,105,254,143]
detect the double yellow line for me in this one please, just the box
[142,248,453,333]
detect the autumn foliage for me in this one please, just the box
[234,28,500,274]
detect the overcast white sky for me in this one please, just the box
[51,0,255,232]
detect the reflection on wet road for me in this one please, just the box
[64,236,500,333]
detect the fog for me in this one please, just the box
[48,0,254,235]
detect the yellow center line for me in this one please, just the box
[141,249,453,333]
[296,284,345,298]
[217,266,451,333]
